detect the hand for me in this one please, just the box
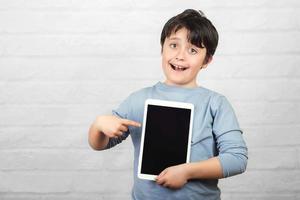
[94,115,141,138]
[156,163,189,189]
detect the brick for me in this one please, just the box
[243,125,300,147]
[0,193,131,200]
[219,170,300,192]
[0,171,72,193]
[0,0,300,11]
[0,0,137,11]
[0,126,132,150]
[0,147,296,171]
[200,79,300,101]
[0,80,156,105]
[222,193,297,200]
[0,1,299,198]
[202,55,300,79]
[118,0,300,9]
[219,31,300,55]
[71,171,133,193]
[0,55,299,82]
[0,57,162,81]
[0,103,127,126]
[0,9,298,34]
[0,148,133,171]
[0,101,298,126]
[247,148,298,169]
[0,170,132,193]
[0,194,42,200]
[0,126,88,149]
[0,193,296,200]
[297,148,300,169]
[0,34,160,57]
[212,8,300,31]
[0,79,298,105]
[234,102,300,126]
[0,32,299,57]
[0,11,162,34]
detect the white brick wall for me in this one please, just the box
[0,0,299,199]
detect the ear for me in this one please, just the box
[201,56,213,69]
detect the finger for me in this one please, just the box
[116,131,123,136]
[121,119,141,127]
[156,176,166,185]
[119,125,128,132]
[163,182,170,188]
[112,131,123,138]
[156,172,167,185]
[157,169,167,180]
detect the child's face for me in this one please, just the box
[161,28,211,88]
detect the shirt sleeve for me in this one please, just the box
[104,95,132,149]
[212,95,248,178]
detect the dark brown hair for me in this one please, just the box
[160,9,219,63]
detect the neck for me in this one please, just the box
[163,80,199,88]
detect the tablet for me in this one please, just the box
[137,99,194,181]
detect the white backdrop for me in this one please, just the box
[0,0,300,199]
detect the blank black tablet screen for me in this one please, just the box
[141,104,191,175]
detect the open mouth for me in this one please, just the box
[170,63,188,71]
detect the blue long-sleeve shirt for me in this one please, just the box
[106,81,248,200]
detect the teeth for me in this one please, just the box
[171,64,187,71]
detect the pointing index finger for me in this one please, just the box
[121,119,141,127]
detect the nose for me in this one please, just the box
[175,48,185,61]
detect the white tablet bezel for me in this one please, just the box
[137,99,194,181]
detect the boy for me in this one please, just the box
[88,9,248,200]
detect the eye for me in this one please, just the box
[169,43,177,49]
[188,48,198,55]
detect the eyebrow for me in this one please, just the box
[167,37,199,48]
[168,37,181,41]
